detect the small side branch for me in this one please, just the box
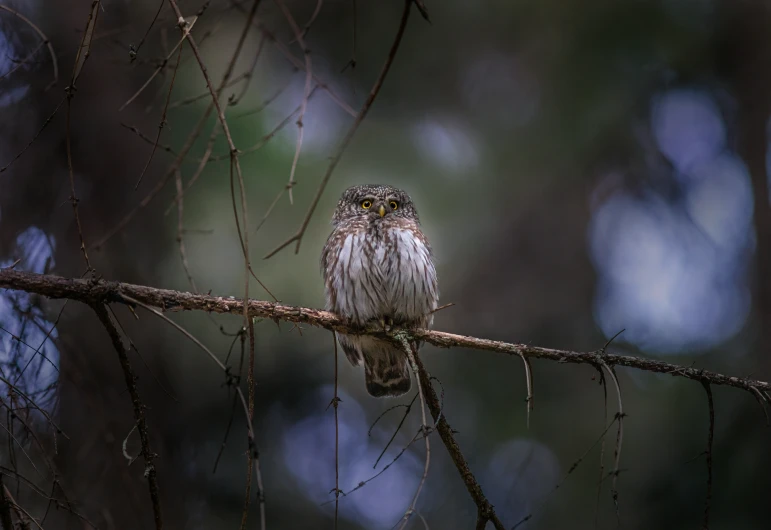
[91,304,163,530]
[264,0,415,259]
[0,5,59,86]
[0,474,13,530]
[395,335,431,529]
[600,362,624,523]
[701,382,714,530]
[410,350,506,530]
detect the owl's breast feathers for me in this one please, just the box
[322,217,438,326]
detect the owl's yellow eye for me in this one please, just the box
[361,200,372,209]
[389,201,398,210]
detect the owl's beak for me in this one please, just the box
[378,204,386,217]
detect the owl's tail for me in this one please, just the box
[338,335,412,397]
[364,347,411,397]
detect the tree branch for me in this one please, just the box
[91,303,163,529]
[3,268,770,527]
[1,269,768,396]
[412,350,506,530]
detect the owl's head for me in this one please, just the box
[331,184,419,225]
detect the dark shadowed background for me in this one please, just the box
[1,0,770,528]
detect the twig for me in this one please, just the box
[209,86,321,162]
[513,413,620,528]
[122,423,139,465]
[0,97,65,173]
[239,316,256,530]
[294,0,324,41]
[395,336,430,530]
[232,72,296,120]
[0,41,44,81]
[131,0,165,61]
[370,394,418,469]
[0,5,59,86]
[91,85,215,250]
[701,382,714,530]
[92,304,163,529]
[322,421,427,505]
[120,123,177,155]
[272,0,312,205]
[164,126,219,216]
[2,484,35,530]
[0,474,13,530]
[65,0,101,272]
[263,0,415,259]
[595,368,608,529]
[410,349,506,530]
[331,332,340,529]
[0,375,67,439]
[135,44,182,189]
[600,362,624,523]
[516,353,533,429]
[341,0,357,73]
[119,294,225,371]
[0,421,42,479]
[251,22,356,117]
[174,169,198,292]
[119,16,198,112]
[229,33,267,107]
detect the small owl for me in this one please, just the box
[321,185,439,397]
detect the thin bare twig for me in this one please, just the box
[0,5,59,86]
[370,393,418,469]
[396,336,430,530]
[135,44,183,189]
[131,0,165,61]
[91,86,215,250]
[513,413,620,528]
[0,475,13,530]
[120,294,225,371]
[119,16,198,112]
[330,332,341,528]
[701,382,714,530]
[516,353,533,428]
[209,85,321,162]
[117,292,265,529]
[120,123,177,155]
[600,362,624,523]
[0,40,44,81]
[165,7,267,527]
[595,368,608,529]
[174,169,198,292]
[293,0,324,42]
[0,97,65,173]
[65,0,101,271]
[250,22,356,118]
[264,0,415,259]
[272,0,312,204]
[92,304,163,529]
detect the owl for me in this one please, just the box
[321,185,439,397]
